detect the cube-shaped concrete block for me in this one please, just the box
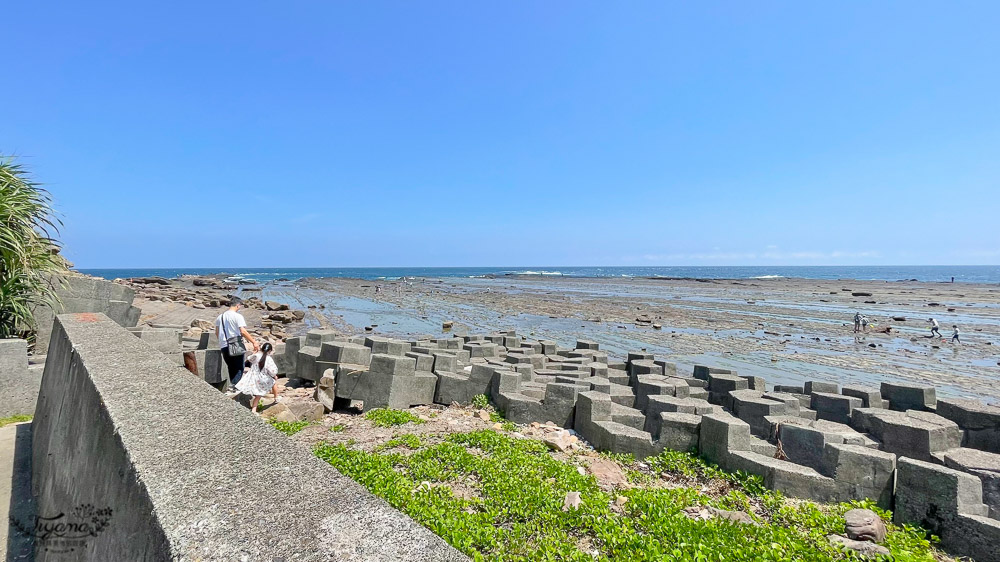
[365,336,411,356]
[320,342,372,365]
[881,382,935,412]
[841,386,887,409]
[653,360,677,377]
[296,346,322,381]
[708,373,748,394]
[405,351,435,372]
[657,412,701,452]
[804,381,838,395]
[430,351,458,374]
[811,392,863,425]
[369,354,416,377]
[305,328,339,347]
[576,339,600,350]
[693,365,733,381]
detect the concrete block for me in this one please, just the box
[894,457,997,562]
[841,386,888,409]
[863,409,961,462]
[30,313,465,561]
[811,392,862,425]
[708,373,748,394]
[823,443,896,508]
[1,338,35,417]
[943,447,1000,519]
[305,328,339,347]
[320,341,372,365]
[575,339,599,350]
[937,398,1000,454]
[657,412,701,452]
[366,336,411,356]
[295,346,322,381]
[693,364,733,381]
[881,381,935,412]
[653,360,677,377]
[699,413,753,469]
[774,384,804,394]
[804,381,838,395]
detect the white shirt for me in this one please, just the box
[216,309,247,349]
[930,319,939,328]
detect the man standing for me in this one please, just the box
[928,317,941,338]
[853,312,862,333]
[216,297,259,389]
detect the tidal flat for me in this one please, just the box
[257,275,1000,403]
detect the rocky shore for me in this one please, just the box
[116,274,311,343]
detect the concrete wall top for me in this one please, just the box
[32,313,465,561]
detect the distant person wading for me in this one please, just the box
[216,297,260,390]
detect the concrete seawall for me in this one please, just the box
[31,313,466,561]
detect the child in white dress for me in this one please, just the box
[235,342,280,412]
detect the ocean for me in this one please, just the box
[76,265,1000,284]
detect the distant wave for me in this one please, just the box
[509,270,564,276]
[750,275,784,279]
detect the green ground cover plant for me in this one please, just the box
[0,414,32,428]
[364,408,426,427]
[314,429,938,562]
[267,419,311,436]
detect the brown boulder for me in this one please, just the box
[844,508,887,543]
[285,401,325,422]
[586,457,628,489]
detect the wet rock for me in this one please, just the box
[265,301,290,311]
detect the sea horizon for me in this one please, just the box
[77,264,1000,284]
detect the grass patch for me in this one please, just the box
[364,408,425,427]
[330,424,347,433]
[315,429,938,561]
[267,419,310,436]
[0,414,32,428]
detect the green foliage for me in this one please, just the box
[0,414,32,428]
[267,419,310,435]
[471,394,490,409]
[364,408,426,427]
[330,424,347,432]
[0,156,68,340]
[315,429,938,561]
[377,433,423,451]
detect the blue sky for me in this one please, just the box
[4,2,999,268]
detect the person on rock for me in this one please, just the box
[236,342,280,411]
[216,297,259,390]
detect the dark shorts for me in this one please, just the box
[221,347,245,384]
